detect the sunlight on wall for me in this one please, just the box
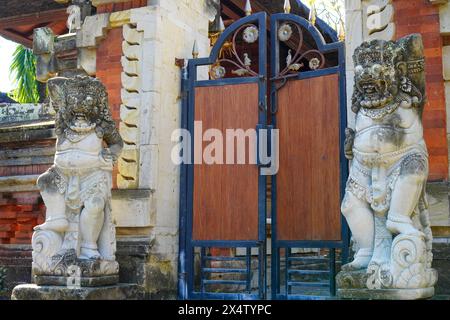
[0,36,18,93]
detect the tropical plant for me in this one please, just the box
[307,0,345,35]
[9,45,43,103]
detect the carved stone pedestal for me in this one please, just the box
[32,248,119,287]
[336,270,435,300]
[11,283,143,300]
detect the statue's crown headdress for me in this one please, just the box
[65,75,105,94]
[353,40,402,67]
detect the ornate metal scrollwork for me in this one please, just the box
[275,22,325,79]
[209,24,260,80]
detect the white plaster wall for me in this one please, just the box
[128,0,210,283]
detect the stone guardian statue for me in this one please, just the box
[337,34,438,299]
[31,75,123,286]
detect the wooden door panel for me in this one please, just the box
[276,74,342,241]
[193,83,259,241]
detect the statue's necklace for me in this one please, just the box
[359,102,399,120]
[64,129,93,143]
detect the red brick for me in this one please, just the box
[9,238,31,245]
[14,231,33,239]
[428,147,449,156]
[0,210,17,219]
[16,224,34,232]
[0,224,15,232]
[0,219,15,224]
[0,231,14,238]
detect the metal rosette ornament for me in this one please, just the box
[275,21,325,79]
[209,24,260,80]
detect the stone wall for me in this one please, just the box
[0,193,44,245]
[0,103,55,245]
[117,1,210,299]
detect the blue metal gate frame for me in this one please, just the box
[178,12,268,300]
[178,11,350,301]
[269,13,350,300]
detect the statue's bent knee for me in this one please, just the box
[341,192,365,218]
[37,167,60,193]
[84,195,105,215]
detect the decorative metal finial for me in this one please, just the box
[245,0,252,16]
[338,20,345,41]
[309,3,317,26]
[192,40,199,59]
[219,16,225,33]
[284,0,291,14]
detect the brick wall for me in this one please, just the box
[0,192,45,245]
[0,135,54,244]
[96,27,124,188]
[394,0,448,181]
[96,0,147,13]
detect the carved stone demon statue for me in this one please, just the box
[338,34,437,299]
[31,76,123,286]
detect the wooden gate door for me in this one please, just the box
[179,13,268,300]
[270,14,349,300]
[179,12,349,300]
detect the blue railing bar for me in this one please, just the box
[203,268,247,274]
[287,281,330,288]
[246,247,251,293]
[203,280,247,285]
[274,240,343,248]
[287,295,331,301]
[190,292,260,300]
[287,256,328,261]
[192,240,262,247]
[288,270,329,275]
[275,294,331,300]
[287,248,293,295]
[195,77,259,87]
[200,247,206,294]
[329,248,337,296]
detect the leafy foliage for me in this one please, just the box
[9,45,40,103]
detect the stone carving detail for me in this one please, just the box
[363,0,395,41]
[338,34,438,299]
[119,23,143,189]
[32,76,123,286]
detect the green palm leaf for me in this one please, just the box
[9,45,40,103]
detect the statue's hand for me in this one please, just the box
[100,148,114,166]
[344,128,355,160]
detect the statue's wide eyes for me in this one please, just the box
[372,64,382,75]
[68,96,77,104]
[86,96,94,106]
